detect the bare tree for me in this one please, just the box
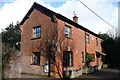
[38,14,75,78]
[37,14,62,77]
[107,29,118,39]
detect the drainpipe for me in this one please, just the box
[85,32,87,54]
[85,32,87,66]
[48,47,51,77]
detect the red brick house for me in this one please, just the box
[20,2,105,78]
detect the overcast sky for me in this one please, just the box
[0,0,119,34]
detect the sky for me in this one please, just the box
[0,0,119,34]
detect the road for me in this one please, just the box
[79,68,120,79]
[21,68,120,79]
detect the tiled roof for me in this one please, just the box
[20,2,101,38]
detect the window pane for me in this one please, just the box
[33,27,41,38]
[32,52,40,65]
[82,52,85,62]
[64,26,71,37]
[69,53,72,66]
[33,33,36,38]
[63,51,73,67]
[86,34,89,43]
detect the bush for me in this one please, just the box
[86,52,94,66]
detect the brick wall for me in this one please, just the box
[3,49,21,78]
[20,8,102,78]
[20,9,52,75]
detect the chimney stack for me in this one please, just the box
[73,11,78,23]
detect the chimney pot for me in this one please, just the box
[73,11,78,23]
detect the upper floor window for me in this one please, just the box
[33,27,41,39]
[64,25,71,38]
[96,38,98,46]
[63,51,73,67]
[32,52,40,65]
[86,34,90,44]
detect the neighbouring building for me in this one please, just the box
[20,2,106,78]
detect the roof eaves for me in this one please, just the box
[20,2,102,39]
[56,13,102,39]
[20,2,36,25]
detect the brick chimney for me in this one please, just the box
[73,11,78,23]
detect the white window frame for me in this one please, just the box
[64,25,71,38]
[86,34,90,44]
[33,27,41,39]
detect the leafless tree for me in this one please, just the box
[107,29,118,39]
[38,15,75,78]
[37,14,62,77]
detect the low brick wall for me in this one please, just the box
[102,64,108,68]
[63,69,82,78]
[82,67,95,74]
[3,49,21,78]
[70,69,82,78]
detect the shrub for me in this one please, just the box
[86,52,94,66]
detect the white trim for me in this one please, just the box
[96,50,106,56]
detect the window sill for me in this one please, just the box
[65,36,72,39]
[63,65,73,68]
[82,61,85,63]
[31,37,41,40]
[30,63,40,66]
[86,43,90,44]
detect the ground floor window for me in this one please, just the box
[82,52,85,63]
[96,52,100,58]
[32,52,40,65]
[63,51,73,67]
